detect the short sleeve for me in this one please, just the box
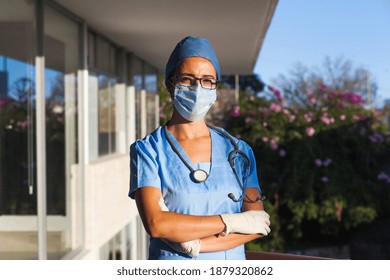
[129,140,161,199]
[239,141,261,193]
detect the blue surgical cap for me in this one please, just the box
[165,36,221,87]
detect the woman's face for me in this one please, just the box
[170,57,217,95]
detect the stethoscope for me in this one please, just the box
[164,124,265,203]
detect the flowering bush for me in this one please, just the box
[227,83,390,252]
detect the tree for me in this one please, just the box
[226,57,390,255]
[219,74,265,95]
[275,57,377,109]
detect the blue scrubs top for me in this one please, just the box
[129,126,261,260]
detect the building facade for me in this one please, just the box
[0,0,277,260]
[0,0,156,260]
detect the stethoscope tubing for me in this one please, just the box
[164,124,264,202]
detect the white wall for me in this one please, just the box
[81,154,139,259]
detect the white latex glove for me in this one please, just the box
[157,198,201,258]
[157,198,169,211]
[162,238,201,258]
[220,210,271,236]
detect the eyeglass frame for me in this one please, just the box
[171,73,219,90]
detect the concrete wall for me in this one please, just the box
[82,154,138,258]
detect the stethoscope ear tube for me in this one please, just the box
[227,192,266,203]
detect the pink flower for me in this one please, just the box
[340,92,364,105]
[340,114,346,121]
[231,105,241,117]
[236,134,241,139]
[306,127,315,137]
[314,159,322,167]
[245,117,253,124]
[353,115,367,121]
[321,116,331,125]
[309,98,317,104]
[270,138,278,150]
[269,103,282,113]
[319,83,328,91]
[248,109,256,116]
[320,114,334,125]
[268,85,282,101]
[262,122,268,127]
[0,97,12,106]
[306,89,313,96]
[289,115,296,122]
[304,112,313,122]
[283,109,290,115]
[17,120,29,128]
[262,136,269,143]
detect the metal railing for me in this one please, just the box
[245,251,331,260]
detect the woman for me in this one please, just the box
[129,36,270,260]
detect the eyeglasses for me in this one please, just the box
[175,74,219,90]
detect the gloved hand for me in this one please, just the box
[157,198,201,258]
[162,238,201,258]
[220,210,271,236]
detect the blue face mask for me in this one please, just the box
[173,84,217,121]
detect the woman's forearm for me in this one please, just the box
[135,187,226,242]
[200,233,262,252]
[135,187,269,244]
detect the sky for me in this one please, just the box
[254,0,390,107]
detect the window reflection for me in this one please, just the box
[0,56,36,215]
[0,0,37,259]
[98,75,117,156]
[43,5,79,258]
[128,55,143,139]
[145,65,157,133]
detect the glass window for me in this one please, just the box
[44,5,80,259]
[0,0,37,260]
[128,55,143,139]
[95,36,118,76]
[98,74,117,156]
[87,32,96,69]
[88,32,119,157]
[144,64,158,133]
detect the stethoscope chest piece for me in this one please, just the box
[192,169,208,183]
